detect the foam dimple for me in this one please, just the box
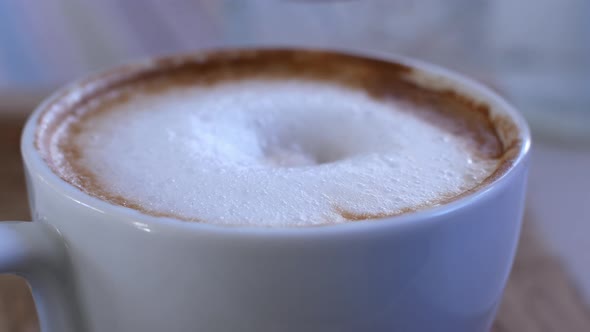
[51,79,498,226]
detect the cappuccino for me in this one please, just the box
[36,50,515,227]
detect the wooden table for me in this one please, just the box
[1,117,589,331]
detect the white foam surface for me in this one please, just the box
[55,79,498,226]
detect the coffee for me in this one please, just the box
[35,49,518,227]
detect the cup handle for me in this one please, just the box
[0,221,83,331]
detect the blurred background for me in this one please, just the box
[2,0,590,143]
[0,0,588,330]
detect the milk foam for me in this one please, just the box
[52,79,498,226]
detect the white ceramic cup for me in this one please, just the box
[0,50,530,332]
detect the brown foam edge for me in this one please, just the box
[34,49,522,225]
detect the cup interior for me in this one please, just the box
[21,48,531,232]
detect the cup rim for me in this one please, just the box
[21,47,531,236]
